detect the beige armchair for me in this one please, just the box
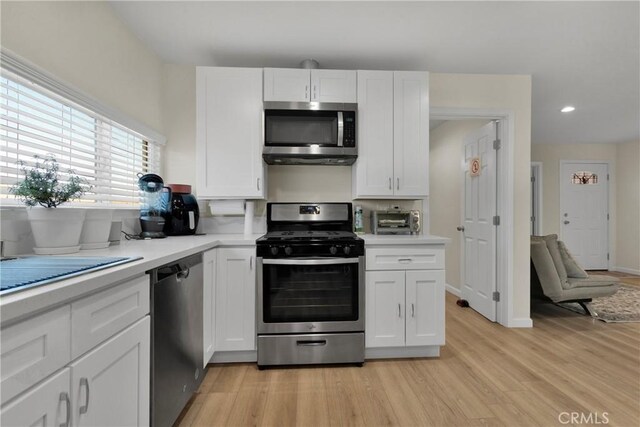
[530,235,619,316]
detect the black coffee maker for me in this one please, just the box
[137,173,168,239]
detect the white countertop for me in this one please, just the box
[1,234,260,325]
[361,234,450,245]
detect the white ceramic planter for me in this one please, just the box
[27,207,86,254]
[80,209,114,250]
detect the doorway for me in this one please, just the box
[559,161,610,270]
[429,108,518,327]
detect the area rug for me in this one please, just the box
[558,284,640,322]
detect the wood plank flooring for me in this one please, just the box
[179,292,640,427]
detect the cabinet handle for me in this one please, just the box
[249,256,253,270]
[257,178,260,191]
[388,177,392,190]
[397,177,400,190]
[411,303,415,318]
[59,392,71,427]
[398,303,402,318]
[398,258,413,263]
[79,377,90,414]
[313,85,317,99]
[305,85,309,99]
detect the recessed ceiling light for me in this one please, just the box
[560,106,576,113]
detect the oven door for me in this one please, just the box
[257,257,365,334]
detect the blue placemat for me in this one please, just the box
[1,256,137,293]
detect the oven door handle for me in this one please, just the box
[262,257,360,265]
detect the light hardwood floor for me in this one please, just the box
[179,292,640,427]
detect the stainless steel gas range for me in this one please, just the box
[256,202,365,367]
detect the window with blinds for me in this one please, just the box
[0,69,161,206]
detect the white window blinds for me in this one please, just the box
[0,67,162,207]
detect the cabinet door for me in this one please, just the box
[365,271,405,348]
[405,270,445,346]
[203,249,216,367]
[310,69,357,103]
[0,368,71,427]
[215,248,256,352]
[353,70,395,198]
[71,317,150,427]
[264,68,310,102]
[196,67,265,199]
[393,71,429,197]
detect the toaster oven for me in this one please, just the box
[371,210,421,235]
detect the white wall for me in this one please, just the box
[615,141,640,274]
[430,73,533,325]
[429,119,491,291]
[0,1,164,134]
[532,141,640,274]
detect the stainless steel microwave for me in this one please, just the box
[263,102,357,165]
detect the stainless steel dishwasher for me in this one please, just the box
[150,253,204,427]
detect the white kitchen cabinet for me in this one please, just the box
[366,270,444,348]
[215,247,256,352]
[353,71,429,199]
[0,368,71,427]
[203,248,217,367]
[196,67,265,199]
[264,68,357,103]
[70,316,150,427]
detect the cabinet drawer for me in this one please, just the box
[1,306,71,405]
[71,275,149,359]
[366,246,444,270]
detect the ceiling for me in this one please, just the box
[110,1,639,145]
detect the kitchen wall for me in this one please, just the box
[429,119,492,291]
[532,141,640,274]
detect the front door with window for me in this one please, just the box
[560,162,609,269]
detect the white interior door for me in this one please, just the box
[460,122,497,322]
[560,162,609,269]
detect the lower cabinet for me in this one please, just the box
[203,248,217,367]
[0,368,71,427]
[70,316,150,427]
[215,247,256,352]
[366,269,445,349]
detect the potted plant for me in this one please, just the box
[11,154,89,254]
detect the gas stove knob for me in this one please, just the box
[329,246,338,255]
[270,246,279,256]
[284,246,293,256]
[343,245,351,255]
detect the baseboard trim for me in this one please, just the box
[366,346,441,359]
[612,266,640,276]
[210,350,257,363]
[508,318,533,328]
[445,283,461,297]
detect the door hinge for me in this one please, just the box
[607,213,609,220]
[493,215,500,226]
[493,139,501,150]
[531,176,535,183]
[492,291,500,302]
[607,253,610,261]
[607,174,610,181]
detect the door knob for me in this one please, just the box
[457,226,465,232]
[564,220,570,225]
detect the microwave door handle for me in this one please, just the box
[337,111,344,147]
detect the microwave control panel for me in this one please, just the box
[343,111,356,147]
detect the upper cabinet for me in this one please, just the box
[196,67,266,199]
[264,68,357,103]
[353,71,429,199]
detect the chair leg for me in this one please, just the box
[578,301,598,318]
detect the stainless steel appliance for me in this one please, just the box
[150,254,204,427]
[371,209,421,235]
[263,102,357,165]
[138,173,168,239]
[256,202,365,367]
